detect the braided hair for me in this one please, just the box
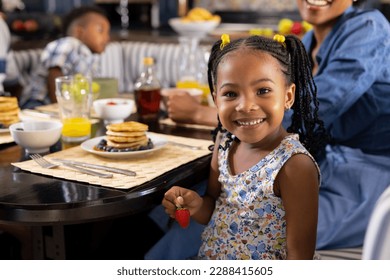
[207,35,329,159]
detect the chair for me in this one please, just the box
[362,185,390,259]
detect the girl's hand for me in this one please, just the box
[162,186,202,219]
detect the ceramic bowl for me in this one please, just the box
[168,18,220,37]
[93,98,135,124]
[9,121,63,154]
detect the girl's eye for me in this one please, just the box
[257,88,270,95]
[223,91,237,98]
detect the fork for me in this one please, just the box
[30,154,113,178]
[30,154,59,169]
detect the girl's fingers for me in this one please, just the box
[176,196,184,207]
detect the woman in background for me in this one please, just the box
[293,0,390,250]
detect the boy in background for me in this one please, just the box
[20,5,110,109]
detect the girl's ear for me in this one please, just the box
[285,83,295,110]
[212,91,218,107]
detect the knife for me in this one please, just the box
[60,162,113,178]
[52,158,136,176]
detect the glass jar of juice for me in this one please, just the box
[55,75,93,144]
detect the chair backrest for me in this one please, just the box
[362,185,390,259]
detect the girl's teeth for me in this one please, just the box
[237,119,263,126]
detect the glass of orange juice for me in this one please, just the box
[55,75,93,144]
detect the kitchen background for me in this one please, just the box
[1,0,388,43]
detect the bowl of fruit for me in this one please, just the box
[169,7,221,38]
[93,98,135,124]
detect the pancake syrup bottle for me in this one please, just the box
[134,57,161,121]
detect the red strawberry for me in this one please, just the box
[175,207,190,229]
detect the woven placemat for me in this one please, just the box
[12,133,213,190]
[0,132,13,145]
[159,118,215,131]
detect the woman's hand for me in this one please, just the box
[167,93,202,124]
[167,93,219,127]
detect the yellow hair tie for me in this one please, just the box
[273,34,286,48]
[220,34,230,50]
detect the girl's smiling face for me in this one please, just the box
[213,49,295,145]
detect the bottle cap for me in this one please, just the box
[143,57,154,66]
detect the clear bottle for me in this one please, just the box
[134,57,161,121]
[175,37,210,105]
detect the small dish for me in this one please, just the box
[9,121,63,154]
[80,132,167,159]
[93,98,135,124]
[0,128,9,133]
[168,17,220,37]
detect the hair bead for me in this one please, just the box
[273,34,286,48]
[220,34,230,50]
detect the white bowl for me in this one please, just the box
[10,121,63,154]
[169,18,220,37]
[160,87,203,110]
[93,98,135,124]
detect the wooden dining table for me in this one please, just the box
[0,116,214,259]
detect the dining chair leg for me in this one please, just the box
[32,225,66,259]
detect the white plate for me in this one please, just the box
[0,128,9,133]
[80,133,167,159]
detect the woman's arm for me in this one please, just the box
[308,10,389,128]
[167,93,218,127]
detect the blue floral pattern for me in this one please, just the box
[198,133,319,259]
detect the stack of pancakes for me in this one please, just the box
[105,121,149,150]
[0,96,20,128]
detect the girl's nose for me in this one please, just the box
[236,96,259,112]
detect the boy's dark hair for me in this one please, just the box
[207,35,329,159]
[61,5,108,35]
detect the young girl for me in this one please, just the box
[162,34,328,260]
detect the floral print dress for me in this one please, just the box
[198,133,319,260]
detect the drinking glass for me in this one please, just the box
[55,75,93,144]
